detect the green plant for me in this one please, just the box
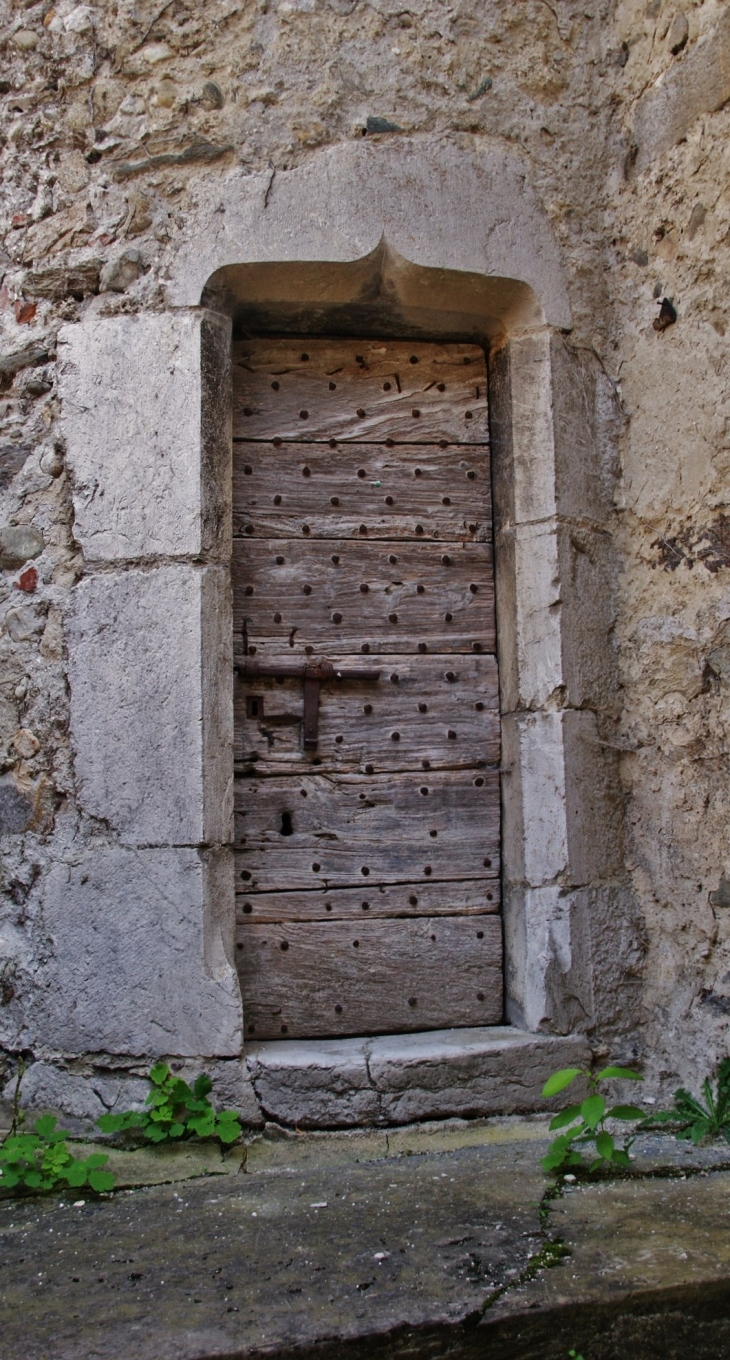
[568,1351,585,1359]
[0,1115,115,1194]
[651,1058,730,1145]
[97,1063,242,1146]
[541,1064,645,1174]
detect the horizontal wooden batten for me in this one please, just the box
[234,768,499,891]
[232,338,488,444]
[233,539,495,657]
[232,443,491,542]
[235,878,500,921]
[234,652,500,774]
[236,916,503,1039]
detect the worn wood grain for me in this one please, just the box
[236,915,503,1038]
[230,335,500,1037]
[232,338,488,443]
[234,769,499,890]
[234,652,500,773]
[235,878,500,921]
[232,442,491,542]
[233,539,495,656]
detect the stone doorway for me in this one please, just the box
[44,138,622,1127]
[231,337,503,1039]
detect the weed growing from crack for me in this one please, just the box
[542,1057,730,1178]
[541,1063,647,1174]
[97,1063,242,1146]
[648,1058,730,1146]
[1,1061,243,1198]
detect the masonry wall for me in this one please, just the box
[0,0,728,1110]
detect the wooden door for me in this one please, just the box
[231,339,502,1039]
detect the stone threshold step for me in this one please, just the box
[245,1024,590,1128]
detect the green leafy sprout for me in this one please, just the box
[0,1115,114,1194]
[649,1057,730,1145]
[541,1064,645,1174]
[96,1062,242,1146]
[1,1061,243,1197]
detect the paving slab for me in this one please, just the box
[1,1121,730,1359]
[484,1167,730,1359]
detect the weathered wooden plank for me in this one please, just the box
[232,443,491,542]
[233,539,495,656]
[232,338,488,443]
[235,878,500,921]
[234,652,500,773]
[234,769,500,890]
[236,915,503,1038]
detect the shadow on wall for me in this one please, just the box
[202,241,545,344]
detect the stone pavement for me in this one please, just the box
[2,1118,730,1359]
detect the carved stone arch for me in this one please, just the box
[164,136,572,331]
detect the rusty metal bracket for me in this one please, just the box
[234,656,381,749]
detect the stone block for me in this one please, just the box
[201,1059,263,1127]
[525,885,594,1033]
[99,247,145,293]
[59,310,231,564]
[549,335,621,526]
[369,1028,591,1124]
[491,333,620,535]
[557,523,619,716]
[588,882,647,1037]
[501,711,569,889]
[246,1029,591,1128]
[11,1057,261,1132]
[562,709,623,884]
[0,524,44,568]
[168,140,572,330]
[0,773,33,835]
[164,1056,262,1127]
[246,1037,379,1127]
[506,332,558,526]
[512,519,563,709]
[634,6,730,172]
[67,564,232,846]
[13,1062,151,1134]
[495,521,564,713]
[33,846,242,1057]
[492,519,519,714]
[4,603,45,642]
[502,709,621,893]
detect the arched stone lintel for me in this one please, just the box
[165,136,572,335]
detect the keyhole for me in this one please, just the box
[280,812,294,836]
[246,695,264,720]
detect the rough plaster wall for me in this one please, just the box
[611,0,730,1092]
[0,0,727,1100]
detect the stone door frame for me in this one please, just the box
[52,138,624,1117]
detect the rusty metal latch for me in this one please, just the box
[234,656,381,749]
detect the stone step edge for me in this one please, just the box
[245,1025,593,1129]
